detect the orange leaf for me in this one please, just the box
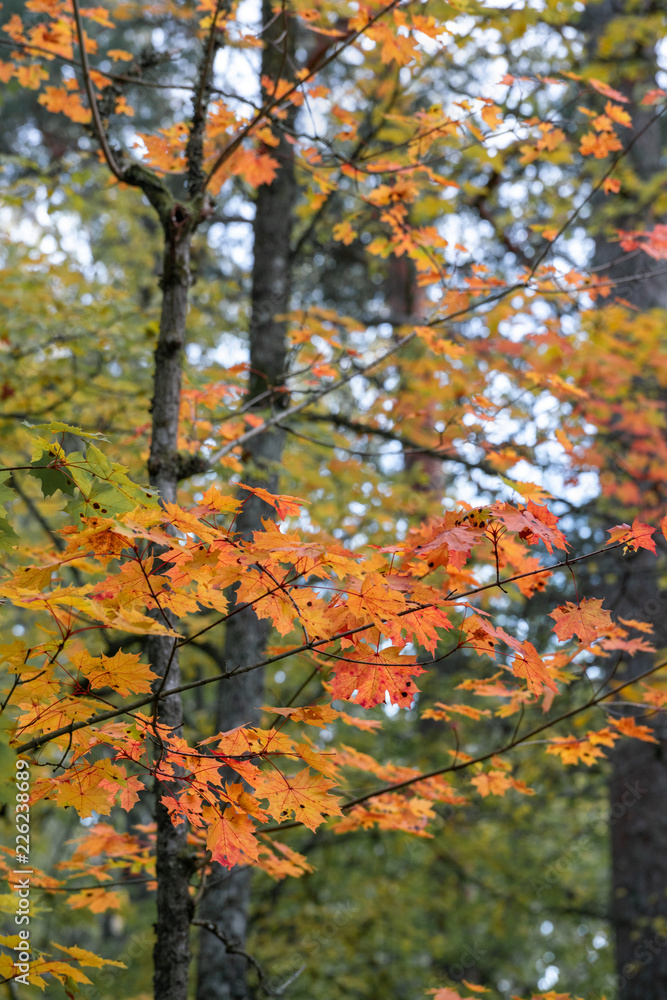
[38,86,91,123]
[589,77,629,102]
[206,807,260,868]
[612,717,659,743]
[511,640,558,695]
[550,598,612,645]
[546,736,607,766]
[642,88,667,105]
[606,519,656,554]
[238,483,306,519]
[254,768,343,830]
[346,573,406,628]
[491,501,567,554]
[471,771,512,797]
[330,644,425,708]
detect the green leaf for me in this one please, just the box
[25,420,108,441]
[65,482,140,518]
[0,516,19,552]
[29,459,72,499]
[0,472,16,508]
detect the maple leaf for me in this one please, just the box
[603,177,621,194]
[550,598,613,645]
[490,501,568,553]
[510,640,558,695]
[501,478,553,504]
[330,644,425,708]
[206,807,260,868]
[546,736,607,766]
[471,770,513,797]
[427,987,478,999]
[612,717,659,743]
[642,88,667,105]
[69,648,155,696]
[265,704,342,727]
[254,767,343,830]
[618,224,667,259]
[232,148,280,187]
[38,86,91,124]
[589,77,629,102]
[238,483,306,519]
[410,513,484,569]
[67,888,123,913]
[346,573,407,628]
[255,839,314,878]
[607,519,656,554]
[52,943,125,970]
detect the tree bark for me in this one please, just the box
[580,4,667,996]
[195,4,296,997]
[149,207,196,1000]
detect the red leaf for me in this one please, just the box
[511,640,558,695]
[491,501,568,553]
[607,519,656,554]
[330,644,425,708]
[237,483,307,519]
[589,77,629,102]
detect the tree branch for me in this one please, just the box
[261,658,667,835]
[192,919,304,996]
[70,0,124,180]
[13,538,633,755]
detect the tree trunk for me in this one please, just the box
[580,4,667,996]
[195,4,296,996]
[149,208,196,1000]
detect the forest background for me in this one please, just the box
[1,1,667,999]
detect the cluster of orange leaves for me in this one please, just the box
[2,439,664,903]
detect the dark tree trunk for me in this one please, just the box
[195,4,296,997]
[149,210,196,1000]
[580,4,667,996]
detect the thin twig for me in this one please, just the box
[13,537,634,754]
[192,919,304,996]
[262,657,667,834]
[70,0,124,180]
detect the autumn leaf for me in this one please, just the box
[52,943,126,970]
[511,640,558,695]
[550,598,613,645]
[500,478,553,504]
[238,483,307,519]
[69,648,156,696]
[206,807,261,868]
[426,989,478,1000]
[491,501,568,553]
[329,644,425,708]
[67,888,123,913]
[589,77,630,102]
[346,573,407,628]
[603,177,621,194]
[546,736,608,766]
[471,770,512,797]
[618,224,667,260]
[254,767,343,830]
[38,86,92,124]
[607,519,656,554]
[612,717,659,743]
